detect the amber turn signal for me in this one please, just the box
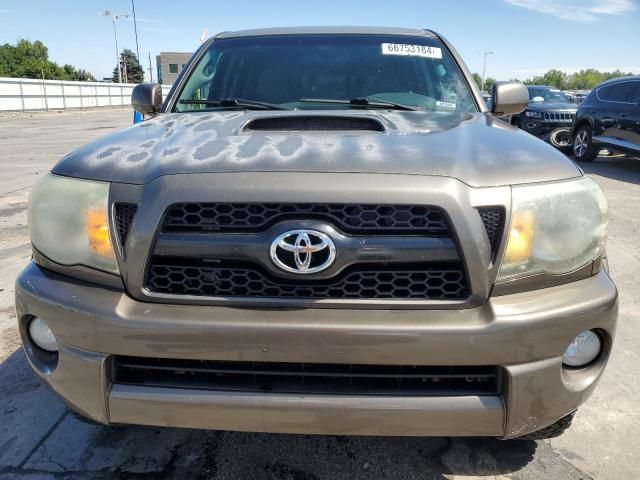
[86,206,113,257]
[503,210,534,264]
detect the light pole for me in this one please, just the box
[100,10,129,83]
[148,52,153,83]
[481,51,494,92]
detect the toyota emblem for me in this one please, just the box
[270,229,336,274]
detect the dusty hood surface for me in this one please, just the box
[53,110,582,187]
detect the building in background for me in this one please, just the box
[156,52,193,84]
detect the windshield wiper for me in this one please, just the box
[178,98,288,110]
[299,97,420,111]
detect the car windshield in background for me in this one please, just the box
[527,87,570,103]
[174,34,477,113]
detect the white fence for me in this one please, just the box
[0,77,172,112]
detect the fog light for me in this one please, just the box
[563,330,601,367]
[28,317,58,352]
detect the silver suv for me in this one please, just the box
[16,27,617,440]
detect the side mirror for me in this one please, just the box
[131,83,162,116]
[491,81,529,116]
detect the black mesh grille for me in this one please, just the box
[149,204,468,302]
[244,116,384,132]
[146,261,468,300]
[478,207,505,258]
[113,357,501,396]
[114,203,137,248]
[162,203,450,235]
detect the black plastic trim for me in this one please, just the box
[113,356,501,397]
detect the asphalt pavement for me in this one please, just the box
[0,108,638,479]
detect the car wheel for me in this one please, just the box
[512,411,576,440]
[573,125,597,162]
[550,127,573,152]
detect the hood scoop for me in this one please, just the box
[243,115,385,132]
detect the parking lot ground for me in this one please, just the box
[0,109,638,479]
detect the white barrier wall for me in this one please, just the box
[0,77,172,112]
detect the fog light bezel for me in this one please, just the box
[20,315,59,374]
[562,329,603,369]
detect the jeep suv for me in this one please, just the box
[511,85,577,150]
[16,27,617,440]
[572,76,640,162]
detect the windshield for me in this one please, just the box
[527,86,570,103]
[174,34,477,113]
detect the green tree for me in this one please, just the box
[0,43,14,76]
[62,64,95,82]
[112,49,144,83]
[73,69,95,81]
[483,77,496,92]
[522,68,632,90]
[62,64,76,80]
[471,72,483,89]
[0,39,95,80]
[471,73,495,92]
[542,69,568,89]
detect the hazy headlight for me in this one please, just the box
[28,174,119,274]
[525,111,541,118]
[497,177,607,282]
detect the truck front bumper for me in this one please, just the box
[15,263,617,438]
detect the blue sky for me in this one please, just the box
[1,0,638,81]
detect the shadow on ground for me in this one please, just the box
[578,155,640,185]
[3,349,585,480]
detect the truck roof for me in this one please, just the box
[215,26,437,39]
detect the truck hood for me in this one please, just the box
[53,110,581,187]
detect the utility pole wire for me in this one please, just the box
[481,51,494,92]
[131,0,141,83]
[100,11,128,83]
[148,52,153,83]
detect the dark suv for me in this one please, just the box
[511,86,577,150]
[572,76,640,162]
